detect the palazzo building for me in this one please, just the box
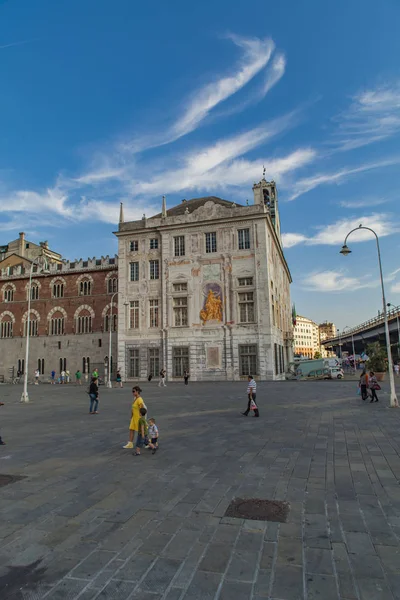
[116,178,294,381]
[294,315,321,358]
[0,234,118,382]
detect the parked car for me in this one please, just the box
[307,368,330,380]
[327,367,344,379]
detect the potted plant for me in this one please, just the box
[366,342,387,381]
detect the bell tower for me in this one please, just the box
[252,177,282,243]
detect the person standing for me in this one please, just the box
[394,363,400,377]
[116,369,123,388]
[158,369,166,387]
[75,369,82,385]
[369,371,380,403]
[65,370,70,384]
[89,377,99,414]
[183,370,189,385]
[359,370,369,401]
[133,407,148,456]
[242,375,259,417]
[92,368,99,380]
[34,369,40,385]
[51,370,56,384]
[123,386,146,448]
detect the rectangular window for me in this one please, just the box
[274,343,278,376]
[238,292,255,323]
[128,348,140,378]
[173,347,189,377]
[149,299,159,328]
[238,228,250,250]
[98,339,102,348]
[205,232,217,253]
[149,238,159,250]
[173,296,188,326]
[173,282,187,292]
[130,262,139,281]
[239,345,257,376]
[174,236,185,257]
[130,301,139,329]
[130,240,139,251]
[149,260,159,280]
[148,348,160,378]
[238,277,253,287]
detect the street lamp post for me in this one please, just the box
[343,325,356,374]
[337,328,342,359]
[387,303,400,360]
[340,225,399,407]
[107,291,119,389]
[20,256,49,403]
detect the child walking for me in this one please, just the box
[133,407,148,456]
[147,418,159,455]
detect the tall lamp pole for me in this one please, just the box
[107,291,118,389]
[340,225,399,407]
[337,328,342,359]
[21,256,49,403]
[343,325,356,374]
[387,303,400,360]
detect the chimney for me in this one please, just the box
[119,202,124,225]
[19,232,25,257]
[162,195,167,219]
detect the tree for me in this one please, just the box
[314,351,322,359]
[366,342,387,372]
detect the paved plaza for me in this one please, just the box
[0,380,400,600]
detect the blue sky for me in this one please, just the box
[1,0,400,329]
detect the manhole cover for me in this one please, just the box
[0,474,26,488]
[225,498,290,522]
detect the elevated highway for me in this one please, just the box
[321,305,400,357]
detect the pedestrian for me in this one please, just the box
[148,374,153,382]
[0,402,5,445]
[368,371,380,403]
[61,370,66,384]
[394,363,399,377]
[183,370,189,385]
[147,417,159,454]
[123,386,146,449]
[34,368,40,385]
[359,369,369,401]
[116,369,123,388]
[75,369,82,385]
[241,375,259,417]
[88,377,99,414]
[65,370,70,384]
[51,369,56,384]
[133,407,148,456]
[158,368,166,387]
[92,368,99,380]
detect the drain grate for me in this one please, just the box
[0,474,26,488]
[225,498,290,522]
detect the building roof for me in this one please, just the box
[151,196,242,218]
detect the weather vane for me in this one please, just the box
[262,165,266,179]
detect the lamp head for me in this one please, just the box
[340,244,351,256]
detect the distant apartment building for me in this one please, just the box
[319,321,336,357]
[294,315,321,358]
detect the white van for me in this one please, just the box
[329,367,344,379]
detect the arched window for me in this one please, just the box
[3,286,14,302]
[0,317,13,338]
[59,357,67,372]
[53,282,64,298]
[24,318,38,336]
[29,284,39,300]
[38,358,45,375]
[82,356,90,374]
[50,312,65,335]
[77,313,92,334]
[104,312,117,332]
[107,277,118,294]
[79,279,92,296]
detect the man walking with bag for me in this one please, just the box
[241,375,259,417]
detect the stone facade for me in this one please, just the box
[0,254,118,382]
[116,179,293,381]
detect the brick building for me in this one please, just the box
[0,237,118,382]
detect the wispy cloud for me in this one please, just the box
[332,81,400,151]
[289,156,400,200]
[0,39,36,50]
[391,282,400,294]
[301,270,377,293]
[282,213,399,248]
[339,197,389,209]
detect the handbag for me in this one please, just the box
[356,387,361,396]
[371,383,381,391]
[250,399,257,411]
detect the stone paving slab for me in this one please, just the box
[0,380,399,599]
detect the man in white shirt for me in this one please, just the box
[34,369,40,385]
[241,375,259,417]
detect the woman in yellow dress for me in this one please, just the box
[123,386,146,449]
